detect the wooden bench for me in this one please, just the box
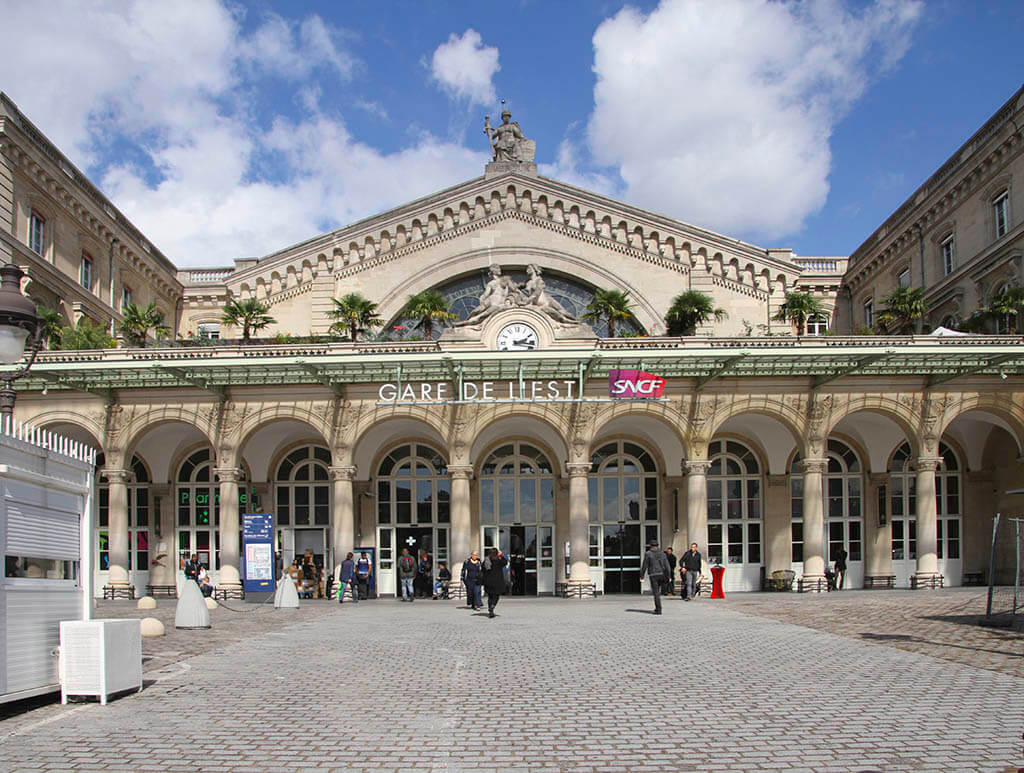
[555,582,597,598]
[909,574,944,590]
[214,585,245,600]
[102,584,136,600]
[145,584,177,598]
[863,575,896,589]
[962,572,985,586]
[796,577,827,593]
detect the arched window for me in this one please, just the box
[587,440,660,594]
[275,446,332,527]
[96,454,150,576]
[480,442,554,525]
[175,448,249,572]
[888,441,960,568]
[806,313,829,336]
[936,443,961,562]
[376,443,449,525]
[707,439,762,566]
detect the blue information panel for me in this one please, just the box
[242,513,275,594]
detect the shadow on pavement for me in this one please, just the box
[860,630,1023,658]
[624,608,658,614]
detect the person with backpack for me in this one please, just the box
[338,552,358,603]
[398,548,416,602]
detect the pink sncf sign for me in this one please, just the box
[608,369,667,399]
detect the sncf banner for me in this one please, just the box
[608,369,667,399]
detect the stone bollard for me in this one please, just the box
[174,580,211,629]
[137,596,157,610]
[140,617,165,638]
[274,578,300,609]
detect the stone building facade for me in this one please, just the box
[3,96,1023,598]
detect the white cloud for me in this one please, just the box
[587,0,922,241]
[1,0,485,266]
[429,29,500,106]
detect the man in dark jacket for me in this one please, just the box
[680,543,702,600]
[398,548,416,602]
[639,540,671,615]
[664,547,677,595]
[338,552,357,603]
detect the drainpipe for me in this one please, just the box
[108,238,119,336]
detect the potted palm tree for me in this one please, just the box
[582,289,636,338]
[119,301,170,347]
[329,293,382,341]
[403,290,456,340]
[986,284,1024,333]
[221,298,276,343]
[665,290,728,335]
[877,287,929,334]
[772,292,824,337]
[57,318,116,350]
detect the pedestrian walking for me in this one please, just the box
[833,547,848,590]
[338,552,358,603]
[355,551,372,600]
[482,548,508,619]
[416,550,433,598]
[639,540,671,615]
[398,548,416,601]
[664,546,677,595]
[461,551,484,610]
[680,542,702,601]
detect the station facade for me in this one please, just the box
[3,95,1023,596]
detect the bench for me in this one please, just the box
[909,574,944,590]
[763,570,795,592]
[962,572,985,586]
[673,577,706,597]
[102,584,136,600]
[214,585,245,600]
[555,582,597,598]
[796,577,827,593]
[145,584,177,598]
[863,575,896,589]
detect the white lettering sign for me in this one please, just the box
[378,379,578,403]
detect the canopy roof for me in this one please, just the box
[10,336,1024,398]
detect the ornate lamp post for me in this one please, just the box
[0,263,41,423]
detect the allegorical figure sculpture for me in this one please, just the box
[484,109,536,164]
[455,264,579,327]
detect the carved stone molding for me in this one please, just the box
[213,467,243,483]
[328,465,357,482]
[911,456,944,472]
[102,468,132,484]
[566,462,591,477]
[681,460,711,476]
[798,458,828,475]
[449,464,474,481]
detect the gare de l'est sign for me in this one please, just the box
[377,369,667,403]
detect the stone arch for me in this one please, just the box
[119,408,218,467]
[469,409,571,471]
[701,399,805,459]
[939,396,1024,457]
[590,404,687,472]
[824,397,921,458]
[353,415,448,481]
[27,409,105,452]
[828,404,919,472]
[231,405,333,469]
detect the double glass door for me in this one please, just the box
[589,523,659,594]
[481,525,554,595]
[377,526,448,597]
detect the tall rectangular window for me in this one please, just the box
[80,252,93,291]
[941,235,955,276]
[863,299,874,328]
[897,268,911,289]
[121,285,132,311]
[28,212,45,255]
[994,192,1009,239]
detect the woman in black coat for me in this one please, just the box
[482,548,508,618]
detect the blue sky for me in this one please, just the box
[3,0,1022,266]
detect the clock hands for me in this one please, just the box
[512,338,536,348]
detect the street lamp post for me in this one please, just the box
[0,263,41,424]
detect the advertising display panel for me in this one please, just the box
[242,513,275,600]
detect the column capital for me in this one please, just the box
[329,465,357,481]
[449,464,474,480]
[213,467,244,483]
[566,462,591,477]
[912,456,944,472]
[102,468,132,484]
[798,458,828,474]
[682,460,711,476]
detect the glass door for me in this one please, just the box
[482,525,552,595]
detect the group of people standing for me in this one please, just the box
[459,548,508,618]
[335,551,373,603]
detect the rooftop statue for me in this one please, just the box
[484,109,536,164]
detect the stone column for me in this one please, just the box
[449,465,473,584]
[214,467,242,587]
[913,457,943,585]
[865,473,890,577]
[329,466,357,579]
[105,469,131,586]
[566,463,592,586]
[148,484,174,586]
[764,474,790,573]
[799,459,828,582]
[683,460,710,572]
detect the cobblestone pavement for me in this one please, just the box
[1,591,1022,772]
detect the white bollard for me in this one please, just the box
[174,580,211,629]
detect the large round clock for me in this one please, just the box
[496,322,539,351]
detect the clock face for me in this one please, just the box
[496,322,539,351]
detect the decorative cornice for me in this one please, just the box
[448,464,474,480]
[566,462,591,477]
[329,465,357,481]
[798,458,828,475]
[682,460,711,476]
[912,456,944,472]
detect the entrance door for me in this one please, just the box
[396,527,433,597]
[602,523,642,594]
[294,528,326,567]
[482,525,554,595]
[891,518,916,587]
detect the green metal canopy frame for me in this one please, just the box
[8,336,1024,397]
